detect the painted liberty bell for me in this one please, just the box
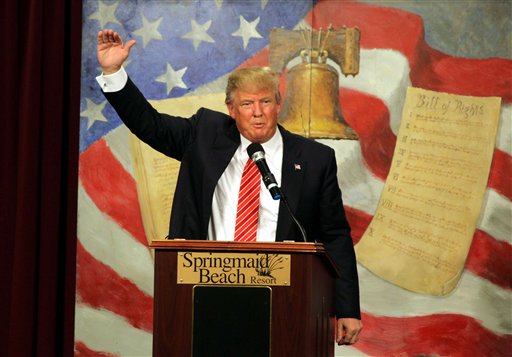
[269,26,360,139]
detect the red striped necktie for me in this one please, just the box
[234,159,261,241]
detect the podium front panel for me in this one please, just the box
[192,285,271,357]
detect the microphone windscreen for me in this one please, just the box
[247,143,264,158]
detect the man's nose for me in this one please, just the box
[252,102,262,116]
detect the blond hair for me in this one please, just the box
[225,66,281,104]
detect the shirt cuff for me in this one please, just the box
[95,67,128,92]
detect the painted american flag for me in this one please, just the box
[77,1,512,356]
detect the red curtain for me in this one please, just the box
[0,1,81,356]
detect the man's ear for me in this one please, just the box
[226,103,236,119]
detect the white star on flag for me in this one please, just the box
[156,63,188,95]
[132,15,163,48]
[88,1,121,28]
[181,19,215,51]
[80,99,108,130]
[231,15,263,50]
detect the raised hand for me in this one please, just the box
[97,29,136,75]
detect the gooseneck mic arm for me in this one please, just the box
[280,194,308,243]
[247,143,308,242]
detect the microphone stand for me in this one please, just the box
[278,190,309,243]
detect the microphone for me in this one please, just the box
[247,143,283,200]
[247,143,308,242]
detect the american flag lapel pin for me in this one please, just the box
[294,163,301,171]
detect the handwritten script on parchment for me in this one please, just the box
[355,87,501,295]
[131,93,227,244]
[130,137,180,244]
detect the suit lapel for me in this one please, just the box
[201,119,240,231]
[276,126,305,241]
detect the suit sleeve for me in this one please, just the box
[102,76,196,160]
[319,148,361,319]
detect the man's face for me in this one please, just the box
[227,89,281,143]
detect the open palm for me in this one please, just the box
[97,30,136,74]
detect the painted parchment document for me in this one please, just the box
[356,87,501,295]
[131,93,227,243]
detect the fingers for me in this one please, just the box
[337,332,359,345]
[97,29,121,46]
[340,329,359,345]
[336,332,355,345]
[336,318,363,346]
[97,29,109,45]
[97,29,137,53]
[125,39,137,51]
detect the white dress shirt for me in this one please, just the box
[208,130,282,242]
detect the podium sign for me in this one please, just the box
[150,240,338,357]
[177,251,291,286]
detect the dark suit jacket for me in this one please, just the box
[103,77,360,319]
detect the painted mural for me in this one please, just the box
[78,1,511,356]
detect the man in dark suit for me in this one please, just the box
[96,29,362,345]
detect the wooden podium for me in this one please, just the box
[150,240,339,357]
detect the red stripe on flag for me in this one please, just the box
[341,89,395,180]
[74,341,119,357]
[309,1,424,63]
[239,47,269,68]
[357,312,512,357]
[79,138,148,246]
[412,45,512,102]
[466,229,512,290]
[76,241,153,332]
[488,149,512,201]
[345,206,372,246]
[309,1,512,103]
